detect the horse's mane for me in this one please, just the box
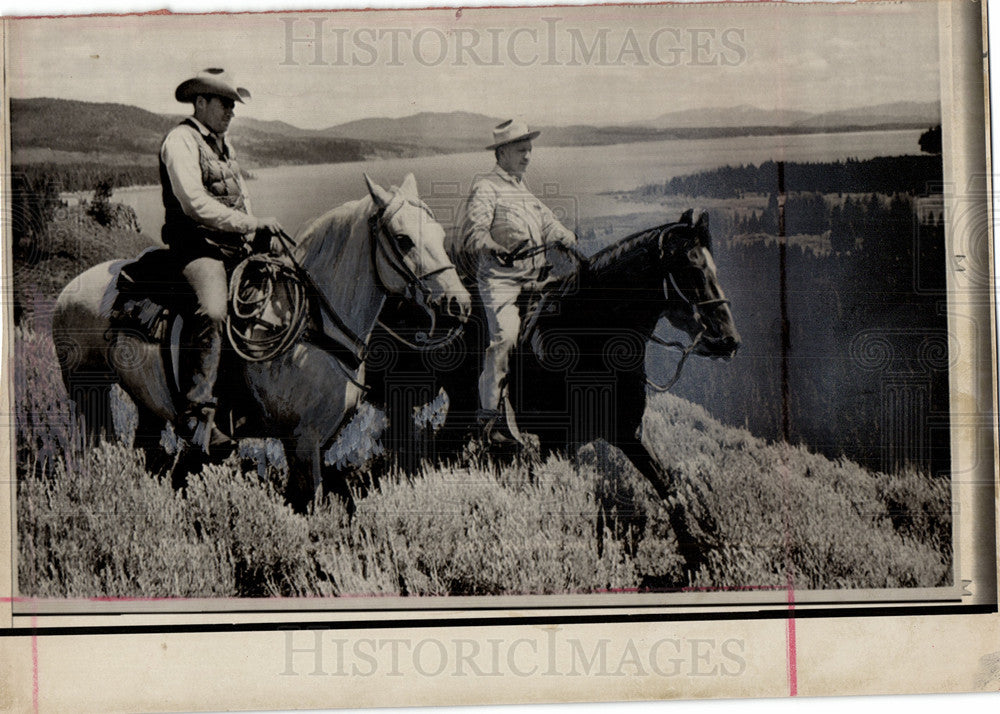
[293,195,373,277]
[586,223,672,286]
[586,216,710,285]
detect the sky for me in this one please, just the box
[5,1,942,129]
[3,0,943,129]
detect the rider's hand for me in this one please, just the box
[269,234,288,256]
[486,239,510,264]
[251,217,285,255]
[256,216,284,235]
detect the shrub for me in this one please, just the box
[15,325,953,597]
[85,178,115,226]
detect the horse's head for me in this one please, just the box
[365,173,471,327]
[659,209,741,359]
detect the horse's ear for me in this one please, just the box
[679,208,694,225]
[364,173,392,210]
[694,209,712,251]
[399,173,419,198]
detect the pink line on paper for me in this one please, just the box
[786,579,797,697]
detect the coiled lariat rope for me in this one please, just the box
[226,254,310,362]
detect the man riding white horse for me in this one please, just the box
[450,119,579,449]
[160,68,284,454]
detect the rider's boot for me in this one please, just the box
[477,400,538,456]
[179,404,234,458]
[477,409,520,448]
[177,313,234,459]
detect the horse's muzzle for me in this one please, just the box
[696,334,740,360]
[435,292,470,323]
[426,269,471,323]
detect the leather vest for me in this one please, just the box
[159,118,250,254]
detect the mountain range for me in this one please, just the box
[640,101,939,130]
[10,97,940,169]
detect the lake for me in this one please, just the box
[120,129,924,239]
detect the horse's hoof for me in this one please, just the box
[203,442,237,465]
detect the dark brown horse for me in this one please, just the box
[367,209,740,500]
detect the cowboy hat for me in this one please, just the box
[486,119,540,149]
[175,68,251,104]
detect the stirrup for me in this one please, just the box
[180,406,234,457]
[477,411,526,450]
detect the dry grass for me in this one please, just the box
[15,323,951,598]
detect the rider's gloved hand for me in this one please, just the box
[256,216,283,235]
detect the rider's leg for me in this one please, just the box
[178,256,232,454]
[476,274,523,442]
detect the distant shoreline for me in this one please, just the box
[19,124,932,196]
[59,182,160,204]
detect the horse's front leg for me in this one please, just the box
[613,405,719,580]
[281,438,321,513]
[282,428,361,515]
[134,404,176,477]
[248,347,362,513]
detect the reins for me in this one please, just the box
[497,241,549,267]
[226,197,462,389]
[645,294,729,392]
[645,329,703,392]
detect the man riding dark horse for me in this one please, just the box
[448,119,580,451]
[159,68,285,455]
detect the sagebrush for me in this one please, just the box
[15,321,951,598]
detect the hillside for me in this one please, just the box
[641,105,814,129]
[323,111,669,151]
[322,110,498,153]
[15,352,951,596]
[798,101,941,129]
[12,201,952,595]
[9,97,418,169]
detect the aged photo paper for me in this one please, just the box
[0,0,997,710]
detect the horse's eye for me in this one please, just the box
[395,234,415,252]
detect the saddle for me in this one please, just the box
[516,246,584,364]
[109,248,188,343]
[110,247,309,348]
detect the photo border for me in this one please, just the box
[0,0,997,709]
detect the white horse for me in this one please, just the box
[52,173,471,509]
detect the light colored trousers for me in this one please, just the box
[180,256,228,409]
[476,264,532,418]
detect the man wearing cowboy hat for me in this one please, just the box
[451,119,578,448]
[160,68,283,454]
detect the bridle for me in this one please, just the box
[368,196,453,301]
[646,230,731,393]
[232,196,465,391]
[369,196,465,351]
